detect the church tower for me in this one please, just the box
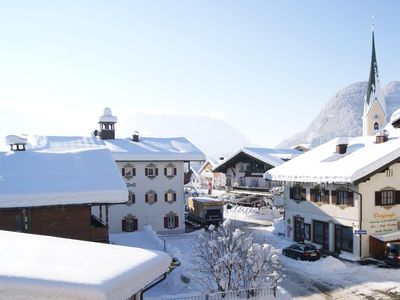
[99,107,117,140]
[362,18,387,136]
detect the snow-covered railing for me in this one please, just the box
[147,287,276,300]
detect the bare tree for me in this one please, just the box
[191,220,283,294]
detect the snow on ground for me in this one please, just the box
[111,221,400,300]
[224,205,280,225]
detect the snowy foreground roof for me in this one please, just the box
[213,147,302,172]
[104,137,205,161]
[0,230,171,300]
[265,126,400,184]
[0,136,127,208]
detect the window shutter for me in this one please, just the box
[348,192,354,206]
[145,194,148,203]
[310,189,315,202]
[164,216,168,229]
[174,216,179,228]
[164,168,167,176]
[174,168,177,176]
[154,193,158,202]
[145,168,148,176]
[375,191,382,206]
[396,191,400,205]
[122,168,125,176]
[122,219,127,232]
[155,168,158,176]
[173,193,177,202]
[324,190,329,203]
[301,188,306,200]
[132,168,136,176]
[165,193,168,202]
[132,194,135,203]
[133,218,138,231]
[290,188,294,199]
[331,191,337,205]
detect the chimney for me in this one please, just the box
[376,131,389,144]
[132,131,139,142]
[335,137,349,154]
[6,135,28,152]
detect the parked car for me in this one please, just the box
[282,243,321,261]
[384,242,400,267]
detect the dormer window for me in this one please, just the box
[164,163,177,178]
[145,163,158,178]
[10,144,26,151]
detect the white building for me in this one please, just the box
[195,158,226,191]
[265,23,400,260]
[97,108,205,234]
[0,230,171,300]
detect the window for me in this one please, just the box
[374,122,379,131]
[122,215,138,232]
[164,212,178,229]
[332,190,354,206]
[290,187,306,201]
[145,163,158,178]
[335,225,353,252]
[375,190,399,206]
[122,163,136,179]
[164,163,177,178]
[145,190,157,205]
[313,220,329,249]
[127,191,135,206]
[165,190,177,203]
[310,189,329,203]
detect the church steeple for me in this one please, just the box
[362,18,387,136]
[366,18,378,106]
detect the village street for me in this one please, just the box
[111,217,400,300]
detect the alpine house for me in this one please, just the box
[95,108,205,234]
[265,24,400,259]
[0,135,128,243]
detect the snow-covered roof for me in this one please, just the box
[0,139,127,208]
[265,127,400,184]
[0,230,171,300]
[5,134,28,145]
[192,197,224,203]
[104,137,205,161]
[371,230,400,242]
[213,147,302,172]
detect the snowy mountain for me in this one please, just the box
[278,81,400,148]
[119,113,254,157]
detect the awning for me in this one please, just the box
[371,230,400,242]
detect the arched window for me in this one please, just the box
[374,122,379,131]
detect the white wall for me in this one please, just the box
[96,161,186,234]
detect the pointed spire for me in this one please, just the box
[366,16,378,105]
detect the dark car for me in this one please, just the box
[384,242,400,267]
[282,243,321,261]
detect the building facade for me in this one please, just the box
[96,108,205,234]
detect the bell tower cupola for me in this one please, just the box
[99,107,117,140]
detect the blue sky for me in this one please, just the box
[1,0,399,149]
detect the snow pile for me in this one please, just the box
[225,205,281,223]
[0,230,171,300]
[273,218,285,236]
[110,225,163,251]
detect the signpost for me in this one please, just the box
[355,229,367,235]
